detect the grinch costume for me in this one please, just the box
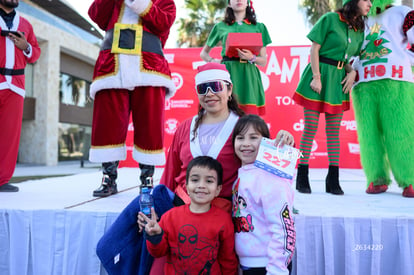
[352,0,414,197]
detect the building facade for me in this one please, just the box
[17,0,101,165]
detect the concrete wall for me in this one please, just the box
[18,14,99,165]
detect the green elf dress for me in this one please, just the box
[206,20,271,115]
[293,12,364,114]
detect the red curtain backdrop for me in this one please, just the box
[120,46,361,169]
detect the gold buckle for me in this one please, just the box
[111,23,143,55]
[337,61,344,70]
[240,59,247,63]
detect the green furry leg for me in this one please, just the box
[353,79,414,189]
[353,82,391,187]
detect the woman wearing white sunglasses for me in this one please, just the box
[96,63,295,275]
[161,62,294,212]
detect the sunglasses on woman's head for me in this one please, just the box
[196,81,226,95]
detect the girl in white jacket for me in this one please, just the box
[231,114,296,275]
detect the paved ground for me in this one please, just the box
[12,160,101,179]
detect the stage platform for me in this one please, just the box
[1,165,413,275]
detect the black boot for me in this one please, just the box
[325,165,344,195]
[93,161,119,197]
[139,163,154,189]
[296,164,311,193]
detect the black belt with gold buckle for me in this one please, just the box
[100,28,163,56]
[222,56,248,63]
[319,56,345,70]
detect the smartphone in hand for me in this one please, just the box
[1,30,22,37]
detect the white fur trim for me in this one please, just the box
[90,50,176,100]
[0,12,25,97]
[123,3,139,23]
[90,5,176,100]
[0,83,25,97]
[189,116,203,157]
[125,0,151,15]
[90,71,176,100]
[133,148,166,165]
[189,112,239,159]
[23,44,32,58]
[195,69,232,85]
[89,146,127,163]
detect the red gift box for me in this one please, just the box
[225,32,263,58]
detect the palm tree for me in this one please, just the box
[300,0,341,26]
[177,0,227,47]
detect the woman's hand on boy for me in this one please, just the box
[274,130,295,147]
[137,208,162,235]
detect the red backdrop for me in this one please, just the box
[120,46,361,169]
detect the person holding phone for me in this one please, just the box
[0,0,41,192]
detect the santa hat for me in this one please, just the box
[195,63,232,85]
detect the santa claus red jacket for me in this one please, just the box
[0,11,41,97]
[88,0,177,99]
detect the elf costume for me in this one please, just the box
[293,0,364,195]
[352,0,414,197]
[206,0,272,115]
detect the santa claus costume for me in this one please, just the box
[87,0,176,196]
[0,1,41,192]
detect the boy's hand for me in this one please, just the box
[274,130,295,147]
[137,208,161,235]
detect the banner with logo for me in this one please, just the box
[120,46,361,168]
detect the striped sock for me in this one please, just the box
[325,112,343,166]
[299,109,320,165]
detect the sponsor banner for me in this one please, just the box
[120,46,361,168]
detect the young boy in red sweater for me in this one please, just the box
[138,156,238,274]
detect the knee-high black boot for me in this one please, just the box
[296,164,311,193]
[139,163,155,189]
[326,165,344,195]
[93,161,119,197]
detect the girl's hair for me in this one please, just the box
[186,156,223,186]
[337,0,367,31]
[192,83,245,141]
[232,114,270,146]
[224,0,257,25]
